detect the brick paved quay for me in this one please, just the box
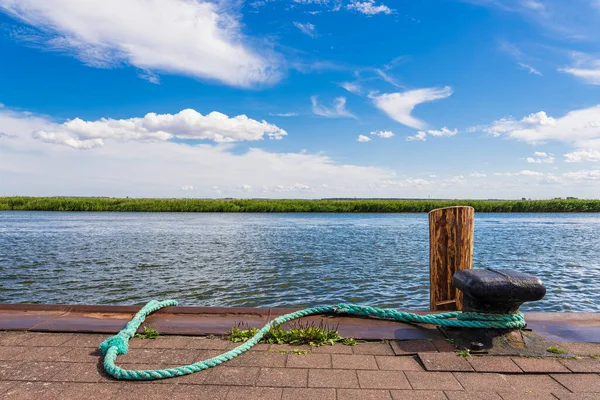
[1,331,599,400]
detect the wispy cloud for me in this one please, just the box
[347,0,393,15]
[498,41,542,76]
[2,0,281,87]
[357,134,372,142]
[339,82,362,94]
[370,130,394,138]
[406,131,427,141]
[269,112,299,117]
[370,87,453,129]
[293,21,318,38]
[311,96,356,118]
[559,52,600,85]
[564,149,600,163]
[525,151,555,163]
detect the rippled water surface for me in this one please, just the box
[1,211,599,312]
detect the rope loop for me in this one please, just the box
[101,300,526,381]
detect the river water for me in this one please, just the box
[0,211,599,312]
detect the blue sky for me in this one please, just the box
[0,0,599,199]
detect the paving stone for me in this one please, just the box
[337,388,392,399]
[551,373,600,392]
[557,343,600,357]
[308,369,359,388]
[117,348,158,364]
[468,356,523,373]
[0,333,34,347]
[186,338,231,350]
[418,352,474,372]
[4,361,67,381]
[357,370,411,389]
[287,354,331,369]
[391,340,437,356]
[560,358,600,373]
[353,343,395,356]
[226,351,287,368]
[114,382,175,399]
[256,367,308,387]
[47,362,104,383]
[171,384,230,399]
[149,348,202,365]
[332,354,378,370]
[375,356,423,371]
[554,393,600,400]
[453,372,514,392]
[16,347,72,362]
[282,387,336,400]
[432,339,456,352]
[3,381,69,399]
[390,390,447,399]
[0,381,17,394]
[59,334,107,348]
[311,344,354,354]
[56,347,102,363]
[20,334,73,347]
[57,383,123,399]
[445,391,502,399]
[499,392,559,400]
[512,357,571,373]
[404,371,463,391]
[139,336,194,349]
[226,386,283,399]
[269,344,312,353]
[505,374,570,393]
[204,366,260,386]
[0,346,26,361]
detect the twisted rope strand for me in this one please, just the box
[100,300,525,380]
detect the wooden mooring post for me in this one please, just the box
[429,206,474,311]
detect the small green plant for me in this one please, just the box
[268,349,311,355]
[228,323,259,343]
[342,338,357,346]
[427,338,433,342]
[228,320,355,347]
[135,326,159,340]
[445,338,455,344]
[456,349,471,358]
[547,346,566,354]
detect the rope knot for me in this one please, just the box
[100,334,129,356]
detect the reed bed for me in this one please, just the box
[1,196,599,212]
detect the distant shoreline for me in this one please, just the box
[1,196,599,213]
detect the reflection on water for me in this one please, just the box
[1,212,599,312]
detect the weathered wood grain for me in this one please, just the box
[429,206,474,311]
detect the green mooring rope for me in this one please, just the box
[99,300,526,381]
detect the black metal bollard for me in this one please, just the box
[453,268,546,314]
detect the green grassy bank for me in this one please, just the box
[1,196,599,212]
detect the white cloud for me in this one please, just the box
[357,134,372,142]
[564,149,600,163]
[370,87,453,129]
[311,96,355,118]
[526,152,555,163]
[1,0,281,87]
[406,131,427,141]
[518,62,542,75]
[347,0,393,15]
[269,112,299,117]
[470,172,487,177]
[370,130,394,138]
[478,106,600,154]
[293,22,318,38]
[563,169,600,180]
[494,170,544,177]
[181,185,195,191]
[427,127,457,137]
[29,109,288,149]
[340,82,361,94]
[521,0,545,11]
[559,52,600,85]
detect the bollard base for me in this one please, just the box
[439,327,572,357]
